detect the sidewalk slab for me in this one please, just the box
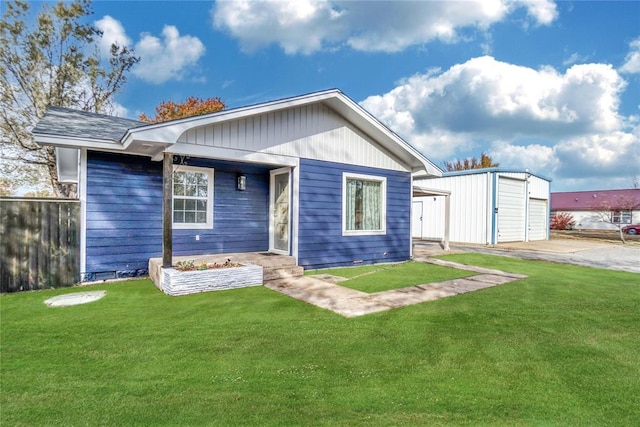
[265,259,527,318]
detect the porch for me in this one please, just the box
[149,252,303,294]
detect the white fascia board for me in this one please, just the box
[34,134,124,151]
[164,143,299,167]
[122,90,345,149]
[325,95,442,177]
[412,185,451,197]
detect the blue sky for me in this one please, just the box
[56,1,640,191]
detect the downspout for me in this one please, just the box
[443,194,451,250]
[79,149,88,278]
[409,175,414,258]
[524,172,530,241]
[491,172,498,245]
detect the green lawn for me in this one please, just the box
[307,261,475,293]
[2,254,639,426]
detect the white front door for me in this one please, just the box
[270,168,291,254]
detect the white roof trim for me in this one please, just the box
[122,89,441,175]
[34,134,123,151]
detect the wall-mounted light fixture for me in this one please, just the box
[237,174,247,191]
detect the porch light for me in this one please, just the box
[237,174,247,191]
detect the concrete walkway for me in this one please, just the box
[265,259,526,318]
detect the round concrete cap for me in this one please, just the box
[44,291,106,307]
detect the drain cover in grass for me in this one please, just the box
[44,291,106,307]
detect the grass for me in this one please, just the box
[306,261,474,293]
[2,254,640,426]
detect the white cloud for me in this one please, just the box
[95,15,131,57]
[95,17,205,84]
[212,0,557,54]
[360,56,638,189]
[562,52,590,66]
[620,37,640,74]
[513,0,558,26]
[489,140,559,173]
[133,26,205,84]
[361,56,626,148]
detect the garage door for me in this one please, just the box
[498,178,526,242]
[528,198,547,241]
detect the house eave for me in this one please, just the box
[34,133,124,151]
[120,89,442,176]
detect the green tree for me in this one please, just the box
[0,0,138,197]
[443,152,499,172]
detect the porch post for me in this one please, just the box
[162,152,173,267]
[443,194,451,251]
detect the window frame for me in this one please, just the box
[172,165,214,230]
[612,210,632,224]
[342,172,387,236]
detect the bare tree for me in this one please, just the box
[443,152,499,171]
[0,0,139,197]
[593,193,640,243]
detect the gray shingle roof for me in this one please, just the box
[32,106,146,142]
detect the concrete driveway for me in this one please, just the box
[414,239,640,274]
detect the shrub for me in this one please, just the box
[550,212,576,230]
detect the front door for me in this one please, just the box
[270,168,291,254]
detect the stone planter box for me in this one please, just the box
[160,263,263,296]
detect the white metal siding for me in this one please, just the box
[414,173,490,244]
[177,104,407,171]
[528,175,549,199]
[498,177,526,242]
[412,201,423,239]
[413,196,446,240]
[528,198,547,240]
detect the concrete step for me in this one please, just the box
[263,266,305,282]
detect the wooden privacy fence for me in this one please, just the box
[0,198,80,293]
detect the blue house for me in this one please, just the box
[33,90,441,281]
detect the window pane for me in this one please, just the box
[185,212,195,223]
[185,184,197,197]
[196,185,208,197]
[196,212,206,223]
[345,178,381,231]
[174,199,184,211]
[197,200,207,211]
[173,183,184,196]
[174,171,185,184]
[345,179,357,230]
[185,199,196,211]
[174,212,185,223]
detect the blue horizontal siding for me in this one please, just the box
[297,158,411,269]
[85,152,270,276]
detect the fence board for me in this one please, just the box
[0,198,80,293]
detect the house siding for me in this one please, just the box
[178,103,407,172]
[85,152,270,277]
[297,158,411,269]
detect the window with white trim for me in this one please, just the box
[173,165,213,229]
[342,173,387,235]
[612,210,632,224]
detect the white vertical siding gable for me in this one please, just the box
[177,104,407,171]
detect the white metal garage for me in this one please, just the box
[413,168,550,245]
